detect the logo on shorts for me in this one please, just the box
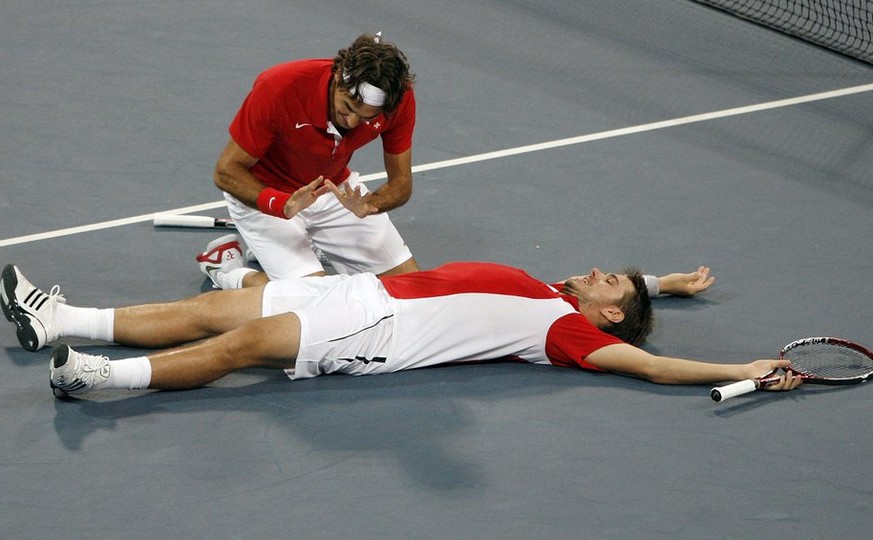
[340,356,387,364]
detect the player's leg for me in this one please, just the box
[50,312,302,396]
[2,263,265,351]
[145,312,300,389]
[307,173,418,276]
[145,274,360,387]
[202,193,325,289]
[49,275,353,396]
[112,287,265,348]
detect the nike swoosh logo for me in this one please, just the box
[268,196,277,210]
[295,122,311,129]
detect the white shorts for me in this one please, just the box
[261,273,398,380]
[224,172,413,279]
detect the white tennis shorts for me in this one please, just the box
[224,172,413,279]
[261,273,398,380]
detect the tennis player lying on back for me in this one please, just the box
[1,262,801,398]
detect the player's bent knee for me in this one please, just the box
[378,257,419,277]
[242,271,270,288]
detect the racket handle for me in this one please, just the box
[153,214,234,229]
[710,379,758,402]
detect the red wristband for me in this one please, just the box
[256,188,292,218]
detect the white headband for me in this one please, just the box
[349,81,387,107]
[343,71,387,107]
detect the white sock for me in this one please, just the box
[216,267,256,290]
[94,356,152,391]
[54,305,115,342]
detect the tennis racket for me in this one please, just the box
[153,214,236,229]
[710,337,873,402]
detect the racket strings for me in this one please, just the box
[785,344,873,379]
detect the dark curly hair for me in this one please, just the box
[332,33,415,115]
[602,268,654,346]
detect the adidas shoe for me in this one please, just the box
[1,264,64,351]
[49,344,110,397]
[196,234,244,288]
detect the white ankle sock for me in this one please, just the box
[217,267,256,290]
[94,356,152,391]
[54,305,115,342]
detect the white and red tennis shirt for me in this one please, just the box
[279,262,623,379]
[381,262,621,371]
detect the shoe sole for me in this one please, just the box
[1,264,41,352]
[196,235,240,261]
[195,241,242,264]
[52,344,71,368]
[0,265,15,322]
[50,345,75,398]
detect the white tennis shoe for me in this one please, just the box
[49,344,110,397]
[1,264,63,351]
[196,234,244,288]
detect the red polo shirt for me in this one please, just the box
[229,59,416,192]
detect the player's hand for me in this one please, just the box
[283,176,331,218]
[747,359,803,392]
[658,266,715,296]
[325,179,379,218]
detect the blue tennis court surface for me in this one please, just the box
[2,1,872,538]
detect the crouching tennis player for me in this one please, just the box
[1,262,800,398]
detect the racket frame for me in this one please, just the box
[710,336,873,402]
[779,336,873,385]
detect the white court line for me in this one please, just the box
[2,81,872,249]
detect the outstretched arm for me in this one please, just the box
[648,266,715,297]
[586,343,801,390]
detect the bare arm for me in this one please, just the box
[586,343,801,389]
[369,148,413,212]
[655,266,715,296]
[213,138,263,207]
[326,148,413,218]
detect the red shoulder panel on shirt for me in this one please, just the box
[545,313,622,371]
